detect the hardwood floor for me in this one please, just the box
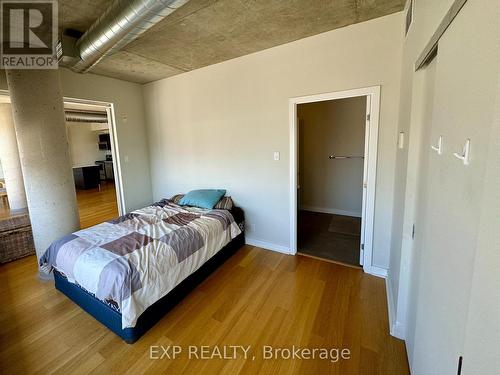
[0,181,118,228]
[0,246,409,374]
[76,181,119,229]
[0,198,13,219]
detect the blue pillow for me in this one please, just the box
[178,189,226,209]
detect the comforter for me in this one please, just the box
[40,199,242,328]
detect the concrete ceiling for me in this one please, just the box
[61,0,405,84]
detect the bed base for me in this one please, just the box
[54,232,245,343]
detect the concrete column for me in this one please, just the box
[6,69,79,264]
[0,103,27,210]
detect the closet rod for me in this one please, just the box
[328,155,364,159]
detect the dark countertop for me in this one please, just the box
[73,165,101,169]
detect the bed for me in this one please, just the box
[40,198,244,343]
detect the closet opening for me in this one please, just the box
[289,87,380,273]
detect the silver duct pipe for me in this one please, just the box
[71,0,189,72]
[65,111,108,123]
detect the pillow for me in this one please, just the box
[179,189,226,209]
[169,194,184,204]
[214,196,234,210]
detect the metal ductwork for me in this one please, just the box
[68,0,189,72]
[65,111,108,123]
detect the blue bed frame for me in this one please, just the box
[53,208,245,344]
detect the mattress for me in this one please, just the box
[41,200,244,329]
[54,229,245,343]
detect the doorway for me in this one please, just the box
[289,86,380,273]
[0,90,125,227]
[63,98,125,228]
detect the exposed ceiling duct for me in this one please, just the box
[65,0,189,72]
[65,111,108,123]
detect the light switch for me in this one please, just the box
[273,151,280,161]
[398,132,405,149]
[124,155,129,163]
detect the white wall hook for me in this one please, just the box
[431,135,443,155]
[453,139,470,165]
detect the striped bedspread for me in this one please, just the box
[40,199,241,328]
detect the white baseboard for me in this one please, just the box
[245,238,292,254]
[299,205,362,218]
[392,321,406,340]
[369,265,388,278]
[385,273,406,340]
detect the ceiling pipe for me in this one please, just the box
[70,0,189,72]
[65,111,108,123]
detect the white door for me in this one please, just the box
[359,95,371,265]
[409,2,498,372]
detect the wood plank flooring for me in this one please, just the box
[0,181,118,228]
[0,246,409,374]
[0,197,14,219]
[76,181,119,229]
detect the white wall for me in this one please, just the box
[143,13,403,269]
[462,73,500,373]
[66,122,108,167]
[390,0,500,373]
[388,0,458,313]
[0,159,3,179]
[298,97,365,217]
[59,69,152,211]
[0,69,153,212]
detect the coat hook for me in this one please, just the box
[453,139,470,165]
[431,136,443,155]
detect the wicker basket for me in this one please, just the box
[0,213,36,263]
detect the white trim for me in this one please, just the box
[63,98,126,216]
[245,238,292,254]
[386,275,396,329]
[289,86,380,276]
[369,266,388,278]
[0,90,126,216]
[299,205,362,218]
[386,273,406,340]
[392,321,406,340]
[105,105,126,215]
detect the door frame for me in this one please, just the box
[289,85,380,274]
[0,89,126,217]
[64,96,126,216]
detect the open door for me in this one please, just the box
[359,95,372,266]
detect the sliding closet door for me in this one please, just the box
[410,1,500,373]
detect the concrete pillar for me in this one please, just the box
[6,69,79,264]
[0,103,27,210]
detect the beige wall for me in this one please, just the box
[0,159,3,179]
[66,122,108,167]
[298,97,366,216]
[0,69,153,212]
[143,12,403,268]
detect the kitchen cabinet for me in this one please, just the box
[73,166,100,190]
